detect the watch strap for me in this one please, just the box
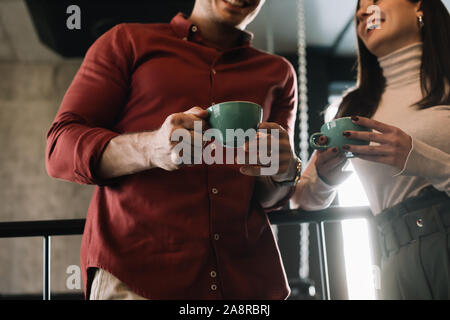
[272,157,302,187]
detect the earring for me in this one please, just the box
[418,15,424,28]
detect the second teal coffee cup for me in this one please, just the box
[207,101,263,148]
[309,117,371,157]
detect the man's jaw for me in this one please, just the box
[222,0,252,9]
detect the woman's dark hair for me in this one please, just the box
[336,0,450,118]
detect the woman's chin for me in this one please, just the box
[365,38,388,58]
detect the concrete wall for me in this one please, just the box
[0,60,92,296]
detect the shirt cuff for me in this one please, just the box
[297,165,337,211]
[395,137,450,192]
[263,184,297,213]
[73,128,121,186]
[393,138,414,177]
[315,167,337,189]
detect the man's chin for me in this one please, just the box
[215,1,253,27]
[215,14,246,29]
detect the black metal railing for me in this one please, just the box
[0,219,85,300]
[270,206,374,300]
[0,206,373,300]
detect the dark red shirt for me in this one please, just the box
[46,13,297,299]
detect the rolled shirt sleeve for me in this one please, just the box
[46,25,131,185]
[263,58,299,211]
[268,58,298,143]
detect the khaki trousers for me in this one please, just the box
[89,268,148,300]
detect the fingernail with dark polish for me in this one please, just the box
[351,116,359,122]
[343,131,351,137]
[332,147,338,153]
[342,145,350,150]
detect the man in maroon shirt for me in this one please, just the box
[46,0,301,299]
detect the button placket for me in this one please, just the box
[210,269,218,292]
[206,130,224,297]
[209,54,221,114]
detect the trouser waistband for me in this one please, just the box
[375,186,450,257]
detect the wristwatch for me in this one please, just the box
[271,157,302,187]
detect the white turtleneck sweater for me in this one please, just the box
[293,42,450,215]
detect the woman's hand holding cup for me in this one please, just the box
[315,137,351,186]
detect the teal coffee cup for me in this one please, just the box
[207,101,263,148]
[309,117,371,158]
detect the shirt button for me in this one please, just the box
[192,25,198,32]
[182,37,188,41]
[212,187,219,195]
[210,271,217,278]
[213,233,220,241]
[211,284,217,291]
[212,69,217,75]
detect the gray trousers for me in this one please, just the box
[375,187,450,299]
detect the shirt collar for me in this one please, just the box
[170,12,253,48]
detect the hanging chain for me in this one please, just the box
[297,0,310,280]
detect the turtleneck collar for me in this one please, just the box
[378,42,423,89]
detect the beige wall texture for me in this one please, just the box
[0,60,93,296]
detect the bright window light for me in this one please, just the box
[338,163,375,300]
[341,218,376,300]
[325,98,376,300]
[337,162,369,207]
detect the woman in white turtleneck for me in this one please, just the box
[291,0,450,299]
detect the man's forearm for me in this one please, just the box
[97,131,157,179]
[97,107,208,179]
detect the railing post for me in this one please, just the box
[316,222,330,300]
[43,236,51,300]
